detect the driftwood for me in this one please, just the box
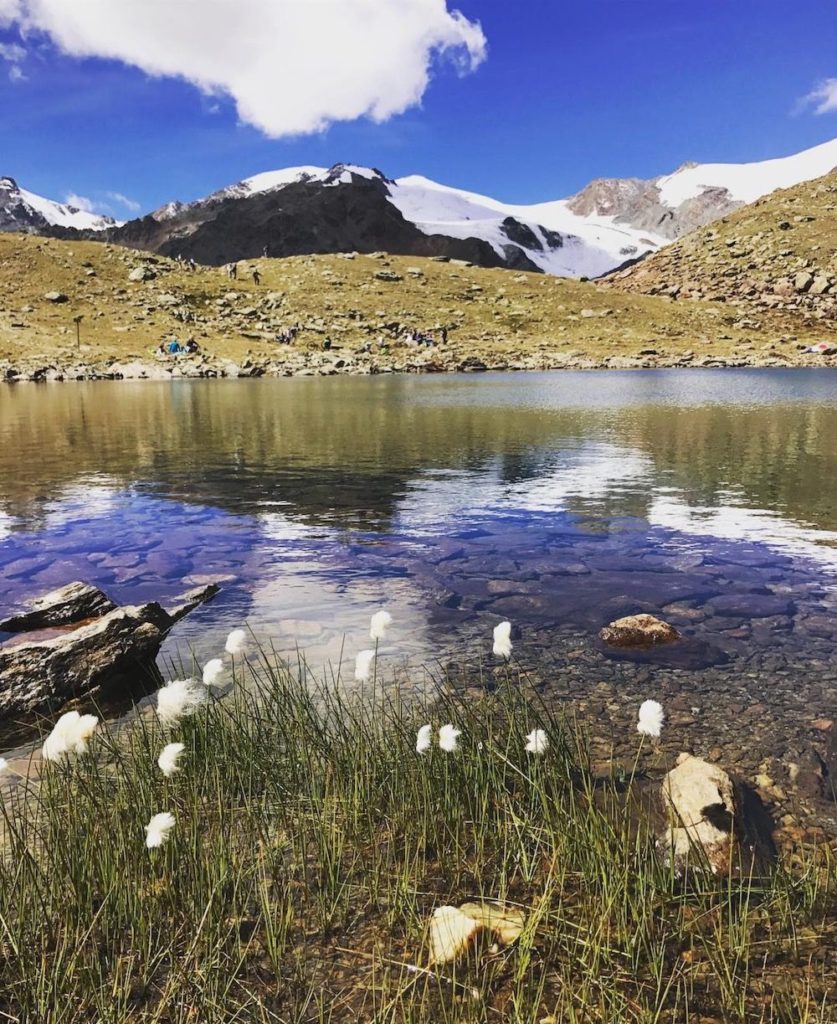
[0,581,219,717]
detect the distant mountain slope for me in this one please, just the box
[566,137,837,240]
[112,163,658,277]
[605,169,837,327]
[0,177,115,233]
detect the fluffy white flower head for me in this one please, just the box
[438,723,461,753]
[637,699,665,739]
[157,742,186,778]
[202,657,224,687]
[156,679,206,728]
[225,628,247,656]
[42,711,99,761]
[415,723,432,754]
[493,621,512,660]
[525,729,548,755]
[145,811,176,849]
[369,609,392,641]
[355,649,376,682]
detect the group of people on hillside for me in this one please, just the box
[224,261,261,285]
[275,325,300,344]
[174,254,198,272]
[403,326,448,348]
[157,337,201,357]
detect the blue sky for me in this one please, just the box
[0,0,835,217]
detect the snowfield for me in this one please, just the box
[656,136,837,207]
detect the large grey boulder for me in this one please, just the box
[0,583,219,717]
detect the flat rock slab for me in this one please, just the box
[0,581,116,633]
[707,594,795,618]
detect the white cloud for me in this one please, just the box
[0,0,486,137]
[65,191,96,213]
[106,190,141,212]
[799,77,837,115]
[0,37,26,80]
[0,40,24,61]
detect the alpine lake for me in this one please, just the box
[1,368,835,826]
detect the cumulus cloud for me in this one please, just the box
[799,78,837,115]
[0,0,486,136]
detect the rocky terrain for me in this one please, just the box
[0,229,834,382]
[606,169,837,337]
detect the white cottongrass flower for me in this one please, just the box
[369,609,392,641]
[156,679,207,728]
[492,621,512,659]
[157,742,186,778]
[637,699,665,739]
[415,724,432,754]
[355,649,376,682]
[202,657,224,687]
[525,728,549,755]
[438,723,461,753]
[41,711,100,761]
[145,811,176,849]
[225,628,247,656]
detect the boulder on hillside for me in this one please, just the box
[659,753,775,874]
[599,613,680,647]
[0,582,219,717]
[128,266,156,282]
[44,291,68,303]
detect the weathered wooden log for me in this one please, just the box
[0,583,219,717]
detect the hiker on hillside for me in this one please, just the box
[252,267,261,286]
[226,262,238,280]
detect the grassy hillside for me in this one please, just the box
[607,170,837,337]
[0,232,833,380]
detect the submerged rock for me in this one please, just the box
[599,613,679,647]
[0,582,219,717]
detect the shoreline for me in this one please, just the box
[3,350,836,383]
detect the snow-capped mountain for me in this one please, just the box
[566,136,837,240]
[0,177,115,233]
[143,162,661,276]
[3,137,835,276]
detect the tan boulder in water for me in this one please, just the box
[599,613,679,647]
